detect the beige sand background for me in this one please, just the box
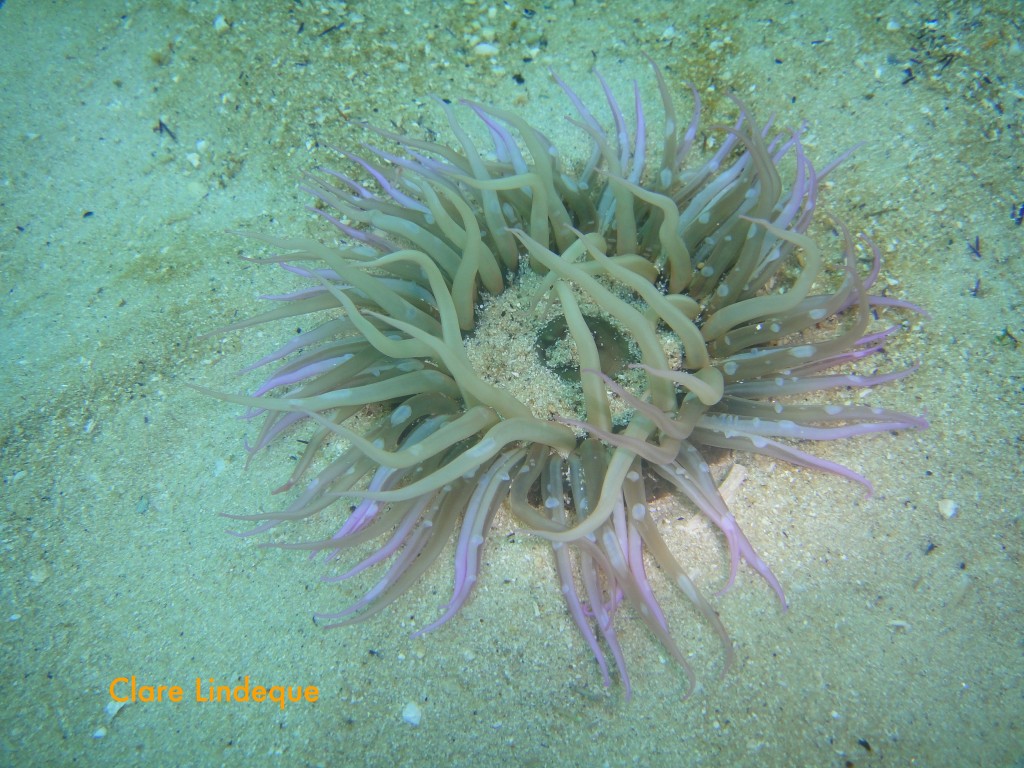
[1,1,1020,765]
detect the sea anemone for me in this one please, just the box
[201,62,926,698]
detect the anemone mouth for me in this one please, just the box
[203,62,926,698]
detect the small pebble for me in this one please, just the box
[402,702,422,727]
[938,499,958,519]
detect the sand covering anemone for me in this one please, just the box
[203,63,925,697]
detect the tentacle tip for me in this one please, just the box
[719,648,736,681]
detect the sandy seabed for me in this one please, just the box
[1,1,1021,766]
